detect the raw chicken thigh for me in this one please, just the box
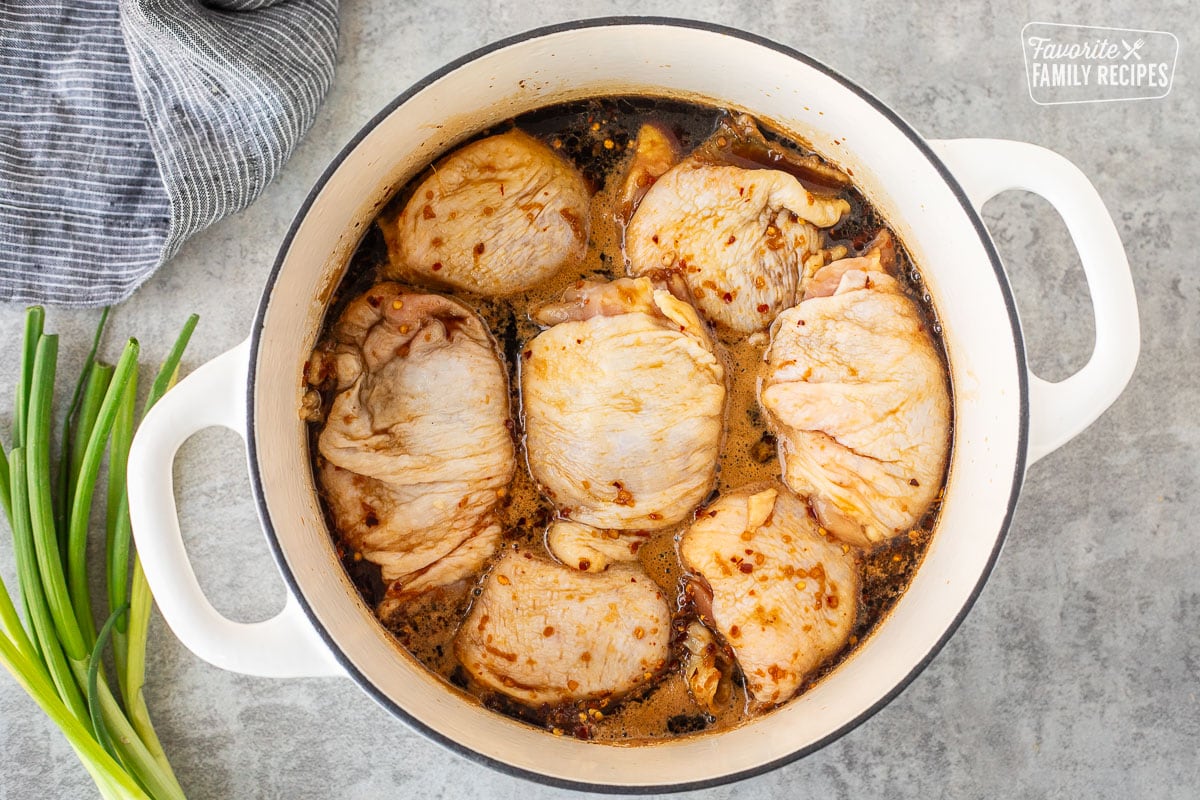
[455,551,671,705]
[678,486,858,707]
[385,130,590,295]
[312,284,515,615]
[759,240,951,547]
[624,118,850,334]
[522,276,725,529]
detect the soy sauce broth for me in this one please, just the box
[310,96,949,743]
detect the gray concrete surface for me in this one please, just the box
[1,1,1196,797]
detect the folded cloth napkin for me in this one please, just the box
[0,0,339,306]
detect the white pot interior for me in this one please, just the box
[250,21,1024,788]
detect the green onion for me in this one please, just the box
[124,559,169,778]
[10,446,87,721]
[0,633,150,800]
[107,365,137,635]
[54,308,109,549]
[118,315,197,774]
[88,604,129,765]
[10,307,44,644]
[1,307,198,799]
[25,333,88,662]
[66,362,115,535]
[12,306,44,451]
[67,340,139,643]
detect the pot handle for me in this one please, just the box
[127,339,345,678]
[929,138,1139,464]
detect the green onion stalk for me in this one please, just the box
[0,308,199,799]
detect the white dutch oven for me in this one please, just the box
[126,19,1139,791]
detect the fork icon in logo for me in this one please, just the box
[1122,38,1145,60]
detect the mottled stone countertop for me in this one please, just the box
[1,2,1196,798]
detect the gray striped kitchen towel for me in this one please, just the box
[0,0,339,306]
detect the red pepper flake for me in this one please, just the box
[651,234,659,244]
[827,595,839,609]
[474,242,486,256]
[726,235,736,245]
[422,205,435,220]
[612,481,634,507]
[797,319,806,326]
[722,292,733,304]
[431,262,442,272]
[578,558,591,571]
[543,626,555,637]
[729,625,741,637]
[757,303,770,314]
[909,478,920,487]
[738,562,754,574]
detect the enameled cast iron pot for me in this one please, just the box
[126,19,1140,792]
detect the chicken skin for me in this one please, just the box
[625,161,848,335]
[385,130,589,295]
[312,284,515,615]
[455,551,671,706]
[678,486,858,707]
[759,241,951,547]
[522,276,725,529]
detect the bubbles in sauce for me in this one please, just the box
[310,96,949,743]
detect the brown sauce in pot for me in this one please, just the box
[310,96,949,743]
